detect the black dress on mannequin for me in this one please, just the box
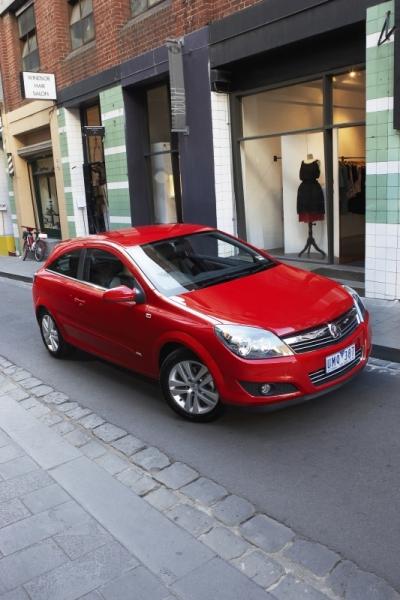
[297,160,326,258]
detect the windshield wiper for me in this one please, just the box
[195,261,275,289]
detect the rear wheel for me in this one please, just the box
[34,240,46,262]
[39,310,73,358]
[160,349,224,422]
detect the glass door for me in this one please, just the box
[31,157,61,238]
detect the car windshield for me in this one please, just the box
[127,231,274,297]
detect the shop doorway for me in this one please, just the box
[81,103,109,234]
[30,156,61,238]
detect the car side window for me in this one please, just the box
[47,250,81,279]
[84,249,137,290]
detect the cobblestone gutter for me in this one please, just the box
[0,355,399,600]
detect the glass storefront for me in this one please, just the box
[237,70,366,264]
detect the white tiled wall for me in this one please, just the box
[365,223,400,299]
[64,109,89,237]
[211,92,236,235]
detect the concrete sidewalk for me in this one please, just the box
[0,254,399,361]
[0,355,399,599]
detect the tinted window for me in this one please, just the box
[47,250,81,278]
[84,249,136,290]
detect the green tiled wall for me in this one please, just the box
[366,1,400,225]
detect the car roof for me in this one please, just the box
[72,224,213,247]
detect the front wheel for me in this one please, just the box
[160,349,224,422]
[39,310,73,358]
[22,240,29,261]
[34,240,46,262]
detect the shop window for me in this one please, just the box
[17,3,39,72]
[131,0,164,17]
[242,80,323,138]
[70,0,95,50]
[333,71,366,125]
[31,157,61,239]
[146,85,181,223]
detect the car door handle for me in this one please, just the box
[73,297,86,306]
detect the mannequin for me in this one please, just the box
[297,154,326,258]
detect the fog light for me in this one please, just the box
[260,384,272,395]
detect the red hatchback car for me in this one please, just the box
[33,224,371,421]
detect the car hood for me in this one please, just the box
[178,263,354,336]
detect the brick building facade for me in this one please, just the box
[0,0,399,300]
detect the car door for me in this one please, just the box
[71,245,149,370]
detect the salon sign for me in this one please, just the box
[21,72,57,101]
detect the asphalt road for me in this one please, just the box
[1,277,399,590]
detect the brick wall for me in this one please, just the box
[0,0,263,112]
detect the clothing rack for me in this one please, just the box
[340,156,365,161]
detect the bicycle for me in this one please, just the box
[21,226,47,262]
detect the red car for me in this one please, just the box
[32,224,371,421]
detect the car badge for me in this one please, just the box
[328,323,340,339]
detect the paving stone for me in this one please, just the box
[58,402,79,413]
[19,398,40,411]
[240,515,294,553]
[154,462,198,490]
[29,405,51,419]
[0,498,31,528]
[181,477,227,506]
[2,366,17,376]
[171,556,274,600]
[201,527,250,560]
[145,487,179,512]
[52,421,75,436]
[0,360,12,369]
[0,432,10,448]
[100,566,170,600]
[78,414,105,430]
[39,413,63,427]
[95,452,129,475]
[5,389,30,402]
[93,423,127,443]
[65,407,92,421]
[284,539,340,577]
[0,589,30,600]
[327,560,400,600]
[116,468,158,496]
[54,520,112,560]
[25,541,138,600]
[0,538,67,590]
[42,391,69,405]
[0,381,17,395]
[233,551,284,589]
[213,494,255,526]
[0,500,91,555]
[270,575,330,600]
[111,434,145,456]
[0,470,52,504]
[0,456,38,480]
[132,447,170,472]
[0,444,24,464]
[22,484,70,514]
[63,429,91,448]
[78,593,103,600]
[20,378,43,390]
[80,441,107,460]
[166,504,214,537]
[30,385,54,398]
[11,370,32,382]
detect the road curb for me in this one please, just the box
[0,271,34,283]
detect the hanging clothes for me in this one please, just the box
[297,160,325,223]
[338,160,365,215]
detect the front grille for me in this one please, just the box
[283,307,360,353]
[309,348,362,387]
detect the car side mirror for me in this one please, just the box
[103,285,136,304]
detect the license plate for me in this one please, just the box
[326,344,356,374]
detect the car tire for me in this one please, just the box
[39,310,73,358]
[160,348,224,422]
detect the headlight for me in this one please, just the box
[215,324,293,359]
[343,285,366,322]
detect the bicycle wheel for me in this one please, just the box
[34,240,46,262]
[22,240,29,261]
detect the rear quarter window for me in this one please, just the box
[47,250,81,279]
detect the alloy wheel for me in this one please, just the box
[41,314,60,353]
[168,359,219,415]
